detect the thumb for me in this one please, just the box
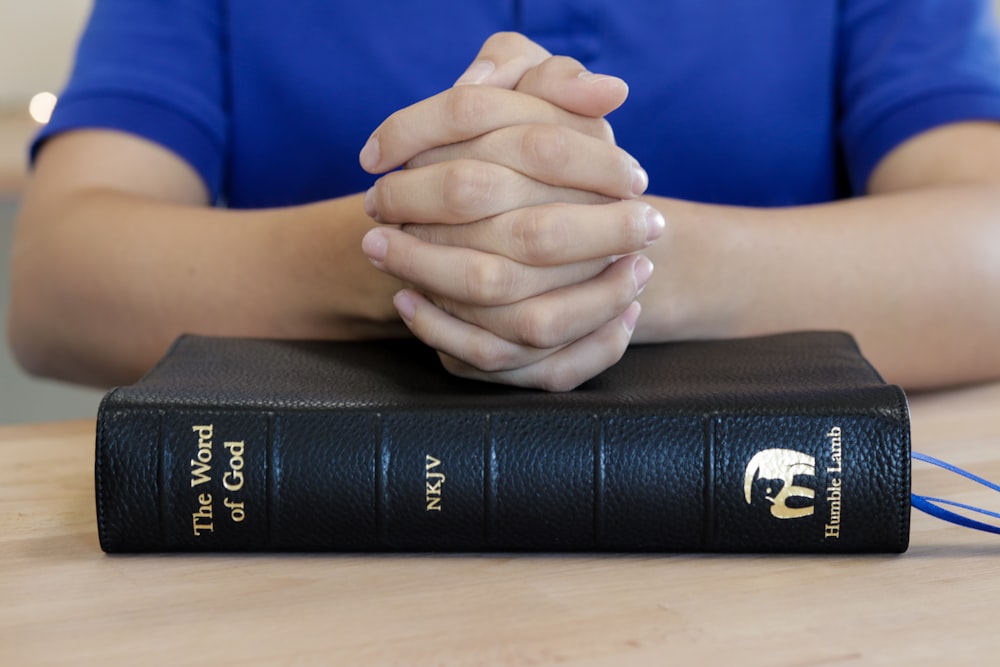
[454,34,628,119]
[453,32,551,88]
[516,56,629,119]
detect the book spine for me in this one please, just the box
[95,406,910,552]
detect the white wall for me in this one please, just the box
[0,1,91,109]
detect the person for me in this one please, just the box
[8,2,1000,392]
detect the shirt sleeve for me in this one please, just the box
[839,0,1000,194]
[32,0,228,201]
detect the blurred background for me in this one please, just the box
[1,2,104,423]
[2,3,1000,423]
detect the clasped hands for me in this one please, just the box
[360,33,663,391]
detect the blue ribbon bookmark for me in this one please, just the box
[911,451,1000,535]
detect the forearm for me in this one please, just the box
[353,36,1000,392]
[8,189,406,387]
[639,185,1000,389]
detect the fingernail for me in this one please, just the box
[622,301,642,336]
[644,206,665,244]
[579,71,629,95]
[394,290,416,322]
[362,228,388,264]
[364,187,376,218]
[631,162,649,197]
[455,59,495,85]
[359,134,380,172]
[633,255,654,293]
[578,71,617,84]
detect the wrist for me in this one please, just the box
[251,194,408,339]
[631,196,750,343]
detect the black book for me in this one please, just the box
[95,331,911,553]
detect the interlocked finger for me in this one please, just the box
[395,290,642,392]
[366,159,609,225]
[403,200,665,266]
[360,85,615,173]
[362,226,611,306]
[405,124,646,200]
[431,253,653,349]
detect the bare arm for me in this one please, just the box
[7,130,406,387]
[636,122,1000,390]
[380,118,1000,391]
[362,34,1000,391]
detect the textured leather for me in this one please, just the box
[95,331,911,553]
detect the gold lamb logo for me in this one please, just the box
[743,449,817,519]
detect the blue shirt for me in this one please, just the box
[36,0,1000,209]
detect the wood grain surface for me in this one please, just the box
[2,382,999,666]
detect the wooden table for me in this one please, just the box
[3,383,1000,666]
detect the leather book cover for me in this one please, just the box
[95,331,911,553]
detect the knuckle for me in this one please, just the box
[511,206,570,265]
[512,306,563,349]
[441,161,494,220]
[464,254,516,305]
[467,338,516,373]
[520,124,571,176]
[537,361,584,393]
[436,352,475,381]
[444,85,490,134]
[538,330,628,393]
[525,55,585,89]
